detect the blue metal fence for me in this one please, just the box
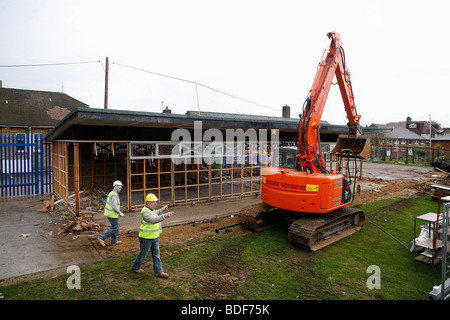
[0,134,52,197]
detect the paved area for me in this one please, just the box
[0,162,439,281]
[361,161,434,182]
[0,194,261,280]
[0,195,103,280]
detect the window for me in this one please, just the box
[274,148,297,169]
[130,143,156,158]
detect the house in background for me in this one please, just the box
[387,116,444,139]
[386,116,449,160]
[0,83,89,197]
[382,126,427,158]
[0,82,89,137]
[431,135,450,155]
[440,128,450,136]
[369,124,427,160]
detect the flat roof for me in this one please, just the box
[45,107,366,142]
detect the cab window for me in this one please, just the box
[277,150,296,169]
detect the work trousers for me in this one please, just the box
[131,237,163,274]
[99,217,119,245]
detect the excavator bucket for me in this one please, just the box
[332,134,371,159]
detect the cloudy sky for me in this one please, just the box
[1,0,449,128]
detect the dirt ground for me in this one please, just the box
[109,177,446,257]
[61,163,450,262]
[106,171,450,300]
[1,163,449,287]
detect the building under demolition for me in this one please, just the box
[45,106,355,215]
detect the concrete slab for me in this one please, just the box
[0,195,104,280]
[0,194,261,280]
[361,161,434,182]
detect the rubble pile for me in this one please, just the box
[37,189,108,215]
[36,189,109,237]
[78,189,108,213]
[57,215,102,236]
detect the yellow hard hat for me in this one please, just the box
[145,193,158,202]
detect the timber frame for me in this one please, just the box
[51,140,267,215]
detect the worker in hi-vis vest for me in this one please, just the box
[131,193,174,278]
[98,180,125,247]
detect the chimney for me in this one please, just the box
[163,106,172,114]
[282,105,290,118]
[406,116,411,128]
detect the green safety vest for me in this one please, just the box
[104,191,120,218]
[139,206,162,239]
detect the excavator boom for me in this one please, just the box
[299,32,369,173]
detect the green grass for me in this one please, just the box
[0,194,442,300]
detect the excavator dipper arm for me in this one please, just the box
[298,31,361,173]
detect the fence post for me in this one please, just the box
[33,134,38,195]
[0,135,3,197]
[39,134,44,194]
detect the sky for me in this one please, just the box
[1,0,449,128]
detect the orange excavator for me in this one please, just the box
[239,32,371,251]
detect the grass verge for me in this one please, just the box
[0,193,442,300]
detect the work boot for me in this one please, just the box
[97,238,106,247]
[131,268,145,273]
[112,241,122,246]
[154,272,169,278]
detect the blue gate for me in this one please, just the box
[0,134,52,197]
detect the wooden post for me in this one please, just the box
[104,57,109,109]
[171,159,175,204]
[208,162,212,200]
[359,158,363,179]
[64,142,69,205]
[91,143,95,190]
[127,143,131,211]
[74,142,80,216]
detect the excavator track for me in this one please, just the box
[238,202,364,251]
[288,206,364,251]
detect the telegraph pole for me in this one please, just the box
[104,57,109,109]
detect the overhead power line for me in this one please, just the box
[0,59,292,116]
[111,62,281,114]
[0,61,102,68]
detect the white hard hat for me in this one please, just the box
[113,180,123,187]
